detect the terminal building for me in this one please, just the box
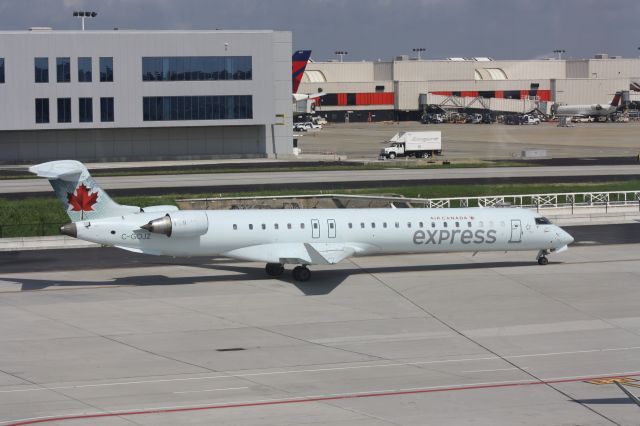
[0,29,293,163]
[298,55,640,121]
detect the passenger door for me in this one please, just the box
[327,219,336,238]
[311,219,320,239]
[509,219,522,243]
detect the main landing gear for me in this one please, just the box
[292,265,311,282]
[536,250,549,265]
[265,263,311,282]
[265,263,284,276]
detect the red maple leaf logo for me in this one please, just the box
[67,184,99,219]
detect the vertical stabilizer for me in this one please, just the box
[610,91,622,107]
[29,160,139,222]
[292,50,312,94]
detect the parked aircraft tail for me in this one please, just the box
[292,50,312,94]
[29,160,140,222]
[610,91,623,107]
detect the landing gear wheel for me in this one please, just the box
[265,263,284,276]
[292,265,311,282]
[537,256,549,266]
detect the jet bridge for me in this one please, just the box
[419,93,551,115]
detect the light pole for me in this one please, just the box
[334,50,348,62]
[73,11,97,31]
[553,49,565,60]
[412,48,426,60]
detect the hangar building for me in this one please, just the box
[0,29,293,163]
[298,55,640,121]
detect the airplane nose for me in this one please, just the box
[561,230,574,245]
[60,223,77,238]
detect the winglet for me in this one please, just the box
[615,382,640,407]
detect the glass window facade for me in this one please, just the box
[34,57,48,83]
[35,98,49,123]
[56,57,71,83]
[78,57,92,82]
[0,58,4,83]
[57,98,71,123]
[142,56,252,81]
[143,95,252,121]
[100,57,113,82]
[79,97,93,122]
[100,97,114,122]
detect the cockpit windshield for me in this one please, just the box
[535,217,552,225]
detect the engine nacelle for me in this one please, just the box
[141,211,209,237]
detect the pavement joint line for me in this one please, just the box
[462,367,522,373]
[3,346,640,394]
[172,386,248,394]
[4,371,640,426]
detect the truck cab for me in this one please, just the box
[381,142,405,159]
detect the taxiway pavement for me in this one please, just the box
[0,226,639,425]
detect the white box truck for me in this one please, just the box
[380,131,442,159]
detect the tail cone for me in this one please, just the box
[60,223,77,238]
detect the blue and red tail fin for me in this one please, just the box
[292,50,312,94]
[610,91,622,107]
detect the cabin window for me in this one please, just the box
[535,217,552,225]
[348,223,353,229]
[371,222,375,228]
[444,222,448,228]
[431,222,436,228]
[233,224,237,230]
[455,222,459,228]
[313,222,318,229]
[300,223,305,229]
[419,221,424,228]
[395,222,400,228]
[383,222,387,228]
[249,224,253,230]
[329,222,335,229]
[361,222,365,229]
[287,223,292,229]
[468,222,472,228]
[261,224,266,230]
[407,222,412,228]
[274,223,279,230]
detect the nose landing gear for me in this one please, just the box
[536,250,549,265]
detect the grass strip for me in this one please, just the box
[1,180,638,238]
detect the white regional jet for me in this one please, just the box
[554,91,622,119]
[30,160,574,282]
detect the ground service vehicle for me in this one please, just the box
[521,114,541,125]
[380,131,442,159]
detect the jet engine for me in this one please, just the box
[141,211,209,237]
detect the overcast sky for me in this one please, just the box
[1,0,639,61]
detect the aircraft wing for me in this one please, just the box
[222,242,356,265]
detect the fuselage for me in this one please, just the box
[73,207,573,260]
[555,104,615,117]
